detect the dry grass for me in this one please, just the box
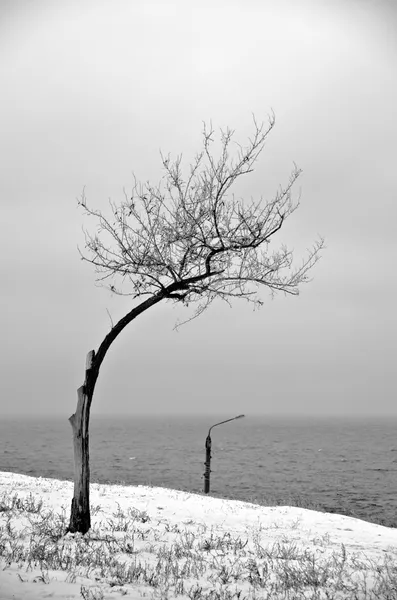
[1,489,397,599]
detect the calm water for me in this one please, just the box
[1,415,396,527]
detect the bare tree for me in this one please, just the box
[68,115,324,534]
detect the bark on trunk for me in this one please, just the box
[67,293,165,534]
[68,351,95,534]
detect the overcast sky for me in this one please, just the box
[1,0,396,419]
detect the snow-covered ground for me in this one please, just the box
[1,471,396,599]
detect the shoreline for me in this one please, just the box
[1,466,395,529]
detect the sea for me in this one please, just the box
[1,414,396,528]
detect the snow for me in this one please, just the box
[1,471,396,599]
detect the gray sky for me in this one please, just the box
[1,0,396,419]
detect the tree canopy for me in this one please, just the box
[79,115,323,327]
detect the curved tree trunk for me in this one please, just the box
[67,292,165,534]
[68,350,95,534]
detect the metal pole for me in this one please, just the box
[203,414,245,494]
[204,434,212,493]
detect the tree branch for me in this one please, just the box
[78,114,323,326]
